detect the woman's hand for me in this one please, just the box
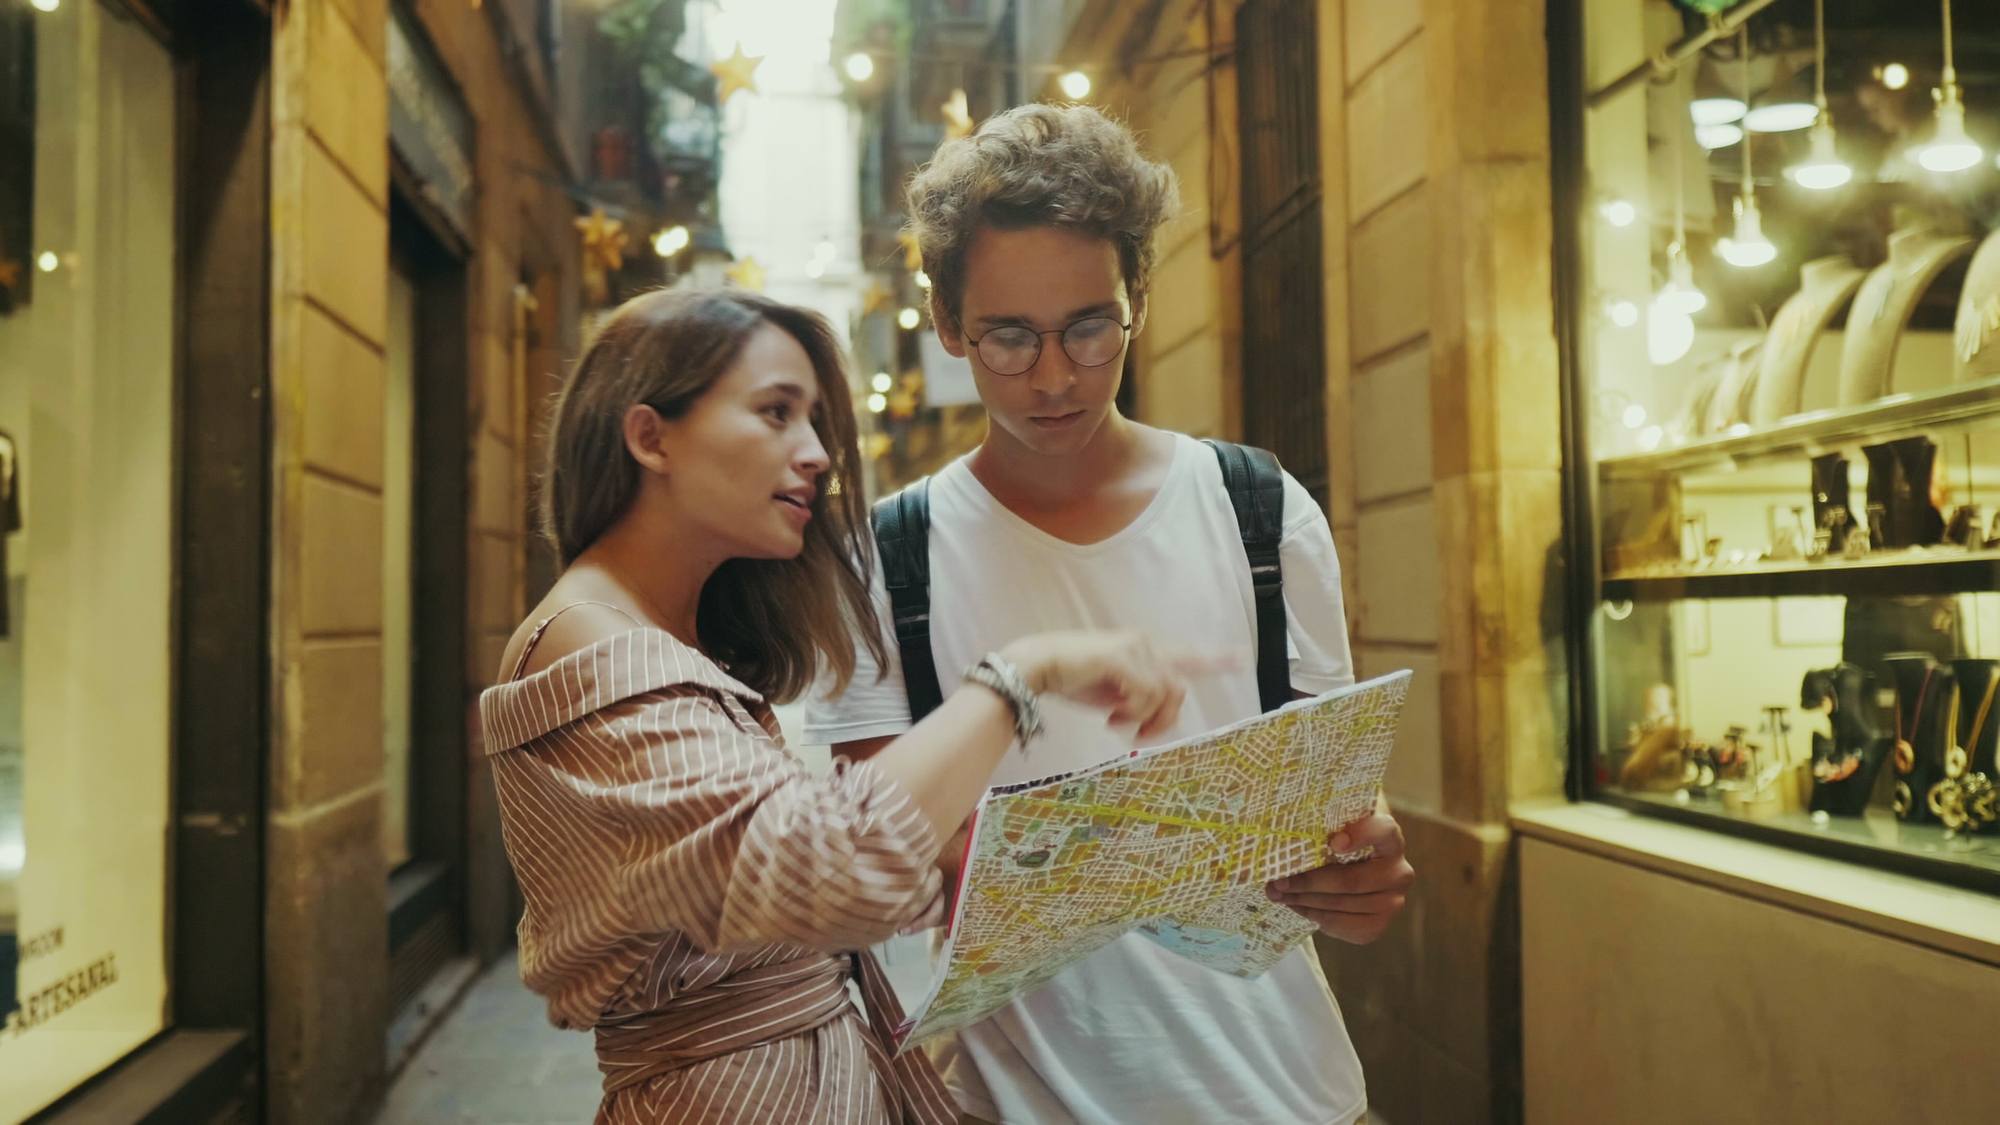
[998,631,1236,740]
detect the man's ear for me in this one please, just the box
[623,404,674,476]
[1129,292,1148,340]
[932,293,968,358]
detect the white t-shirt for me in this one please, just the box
[805,432,1367,1125]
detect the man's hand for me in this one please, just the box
[1263,801,1413,945]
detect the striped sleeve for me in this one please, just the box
[522,687,945,956]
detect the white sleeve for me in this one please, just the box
[1278,471,1357,694]
[803,553,918,744]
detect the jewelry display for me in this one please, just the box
[1927,659,2000,836]
[1750,256,1868,425]
[1886,653,1954,825]
[1809,453,1856,554]
[1861,437,1945,550]
[1803,664,1889,816]
[1838,225,1975,407]
[1703,338,1765,435]
[1953,227,2000,384]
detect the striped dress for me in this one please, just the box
[479,623,960,1124]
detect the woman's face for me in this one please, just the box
[646,323,831,561]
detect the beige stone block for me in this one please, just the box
[301,305,385,489]
[475,335,515,442]
[1353,344,1433,503]
[1346,0,1422,81]
[306,0,387,207]
[1436,663,1559,823]
[322,0,387,61]
[1428,160,1560,479]
[1522,838,2000,1125]
[294,639,385,808]
[1144,237,1220,358]
[1358,645,1443,813]
[300,473,384,636]
[474,432,521,536]
[303,138,388,346]
[1421,0,1551,167]
[1346,34,1427,222]
[473,530,520,635]
[265,788,388,1125]
[1404,810,1510,1076]
[1433,470,1563,673]
[1138,330,1225,439]
[1349,188,1430,363]
[1356,494,1440,644]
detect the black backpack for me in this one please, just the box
[871,439,1289,722]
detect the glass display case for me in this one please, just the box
[1571,0,2000,887]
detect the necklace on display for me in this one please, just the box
[1893,667,1935,776]
[1946,667,1997,779]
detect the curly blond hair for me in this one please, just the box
[905,103,1180,333]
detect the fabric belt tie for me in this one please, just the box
[593,950,954,1125]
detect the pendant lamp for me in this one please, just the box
[1788,0,1852,190]
[1719,27,1777,268]
[1917,0,1982,173]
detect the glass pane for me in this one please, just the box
[0,0,176,1116]
[1582,0,2000,876]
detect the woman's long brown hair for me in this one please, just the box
[541,288,887,703]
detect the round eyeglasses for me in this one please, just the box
[965,317,1131,376]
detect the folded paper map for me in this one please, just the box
[894,670,1410,1051]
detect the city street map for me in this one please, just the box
[894,670,1410,1051]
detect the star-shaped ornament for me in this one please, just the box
[574,208,628,305]
[941,88,974,140]
[710,43,765,104]
[862,279,895,316]
[726,256,767,291]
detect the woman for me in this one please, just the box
[481,289,1201,1125]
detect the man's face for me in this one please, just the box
[940,225,1144,457]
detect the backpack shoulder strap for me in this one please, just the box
[1202,439,1290,713]
[872,478,946,723]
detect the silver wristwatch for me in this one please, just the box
[964,652,1045,748]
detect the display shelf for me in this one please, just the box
[1602,549,2000,601]
[1598,378,2000,480]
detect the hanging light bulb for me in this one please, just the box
[1720,195,1778,267]
[1916,0,1983,173]
[1648,303,1697,365]
[1787,0,1852,190]
[1690,98,1747,127]
[1719,27,1777,269]
[1651,144,1701,365]
[1657,245,1708,315]
[1695,123,1744,150]
[1791,122,1853,189]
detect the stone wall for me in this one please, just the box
[1054,2,1565,1123]
[264,0,575,1119]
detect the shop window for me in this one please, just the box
[1565,0,2000,888]
[0,0,178,1115]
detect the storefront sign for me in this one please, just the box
[388,4,475,238]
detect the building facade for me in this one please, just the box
[1,0,584,1117]
[1037,1,2000,1123]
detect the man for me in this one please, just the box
[807,103,1413,1125]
